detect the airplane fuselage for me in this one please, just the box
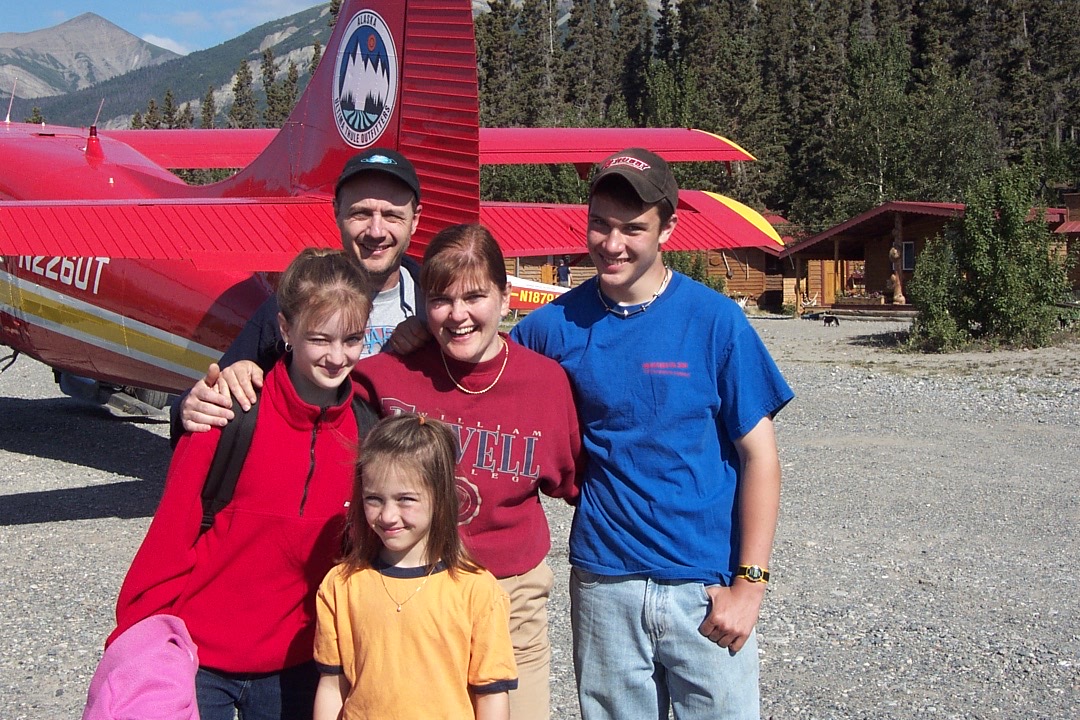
[0,121,278,392]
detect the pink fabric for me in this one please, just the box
[83,615,200,720]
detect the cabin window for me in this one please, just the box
[902,241,916,271]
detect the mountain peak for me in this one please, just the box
[0,13,179,100]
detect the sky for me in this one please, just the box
[4,1,324,55]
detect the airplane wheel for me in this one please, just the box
[133,388,170,409]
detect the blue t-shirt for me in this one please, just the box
[512,272,793,584]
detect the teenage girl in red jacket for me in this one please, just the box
[107,248,371,720]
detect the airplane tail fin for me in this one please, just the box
[216,0,480,256]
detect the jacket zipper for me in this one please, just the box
[298,408,327,517]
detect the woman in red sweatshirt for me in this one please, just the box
[107,248,371,720]
[351,224,583,720]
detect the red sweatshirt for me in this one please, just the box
[109,361,358,673]
[352,335,582,578]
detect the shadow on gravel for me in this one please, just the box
[0,397,170,524]
[0,479,164,525]
[848,329,909,350]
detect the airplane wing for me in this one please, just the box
[481,190,783,258]
[99,129,278,169]
[0,197,338,271]
[101,127,753,170]
[507,274,568,311]
[479,127,755,164]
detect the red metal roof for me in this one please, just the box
[782,201,965,256]
[481,194,783,258]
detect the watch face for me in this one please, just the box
[746,566,763,581]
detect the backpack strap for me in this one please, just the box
[199,393,378,538]
[199,396,260,535]
[351,395,380,440]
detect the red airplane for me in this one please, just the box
[0,0,782,415]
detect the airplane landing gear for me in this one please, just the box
[55,372,171,421]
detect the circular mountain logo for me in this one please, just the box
[332,11,398,148]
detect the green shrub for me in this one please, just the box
[666,251,726,294]
[908,166,1070,350]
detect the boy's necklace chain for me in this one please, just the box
[597,267,671,318]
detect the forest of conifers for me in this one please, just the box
[471,0,1080,235]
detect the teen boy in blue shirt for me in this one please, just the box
[511,148,793,720]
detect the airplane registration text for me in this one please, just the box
[16,256,110,295]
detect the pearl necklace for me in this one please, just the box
[440,338,509,395]
[597,267,671,318]
[380,562,438,612]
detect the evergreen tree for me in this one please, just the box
[228,60,258,129]
[25,106,45,124]
[311,41,323,74]
[176,103,195,129]
[144,98,162,130]
[592,0,617,123]
[642,59,682,127]
[262,48,289,128]
[329,0,341,26]
[786,0,850,229]
[755,0,800,212]
[512,0,555,126]
[954,0,1004,152]
[910,65,1001,201]
[557,0,618,125]
[281,61,299,121]
[655,0,678,66]
[481,164,586,205]
[162,89,178,129]
[201,85,217,129]
[130,110,144,129]
[911,0,957,81]
[828,30,916,216]
[676,1,776,205]
[995,2,1044,162]
[613,0,652,125]
[560,0,600,124]
[475,0,518,126]
[1032,0,1080,189]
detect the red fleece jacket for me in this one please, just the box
[109,361,358,673]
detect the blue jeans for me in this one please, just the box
[570,568,760,720]
[195,661,318,720]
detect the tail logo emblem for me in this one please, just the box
[332,10,398,148]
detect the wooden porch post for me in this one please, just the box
[833,238,840,303]
[889,214,907,304]
[795,255,804,313]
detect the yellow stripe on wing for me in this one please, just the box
[702,191,784,246]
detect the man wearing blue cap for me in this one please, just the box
[173,147,424,436]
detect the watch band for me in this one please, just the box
[736,565,770,583]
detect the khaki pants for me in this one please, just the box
[497,561,554,720]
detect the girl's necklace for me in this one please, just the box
[597,267,671,319]
[380,562,438,612]
[440,337,509,395]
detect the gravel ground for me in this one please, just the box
[1,315,1078,719]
